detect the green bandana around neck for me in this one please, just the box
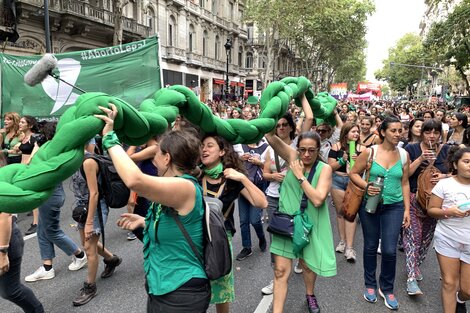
[203,162,224,179]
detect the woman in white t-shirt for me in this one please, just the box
[428,147,470,313]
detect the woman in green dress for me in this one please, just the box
[264,130,336,313]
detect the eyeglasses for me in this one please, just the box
[298,147,319,154]
[276,122,289,128]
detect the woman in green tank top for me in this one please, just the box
[350,116,411,310]
[265,129,335,313]
[97,104,210,313]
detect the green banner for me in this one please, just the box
[0,36,161,118]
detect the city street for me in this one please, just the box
[1,179,445,313]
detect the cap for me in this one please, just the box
[247,96,259,105]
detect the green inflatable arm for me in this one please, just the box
[0,76,337,213]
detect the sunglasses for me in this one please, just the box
[276,122,289,128]
[298,147,319,154]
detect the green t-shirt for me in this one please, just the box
[143,174,207,296]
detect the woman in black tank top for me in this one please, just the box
[359,117,379,148]
[13,116,39,235]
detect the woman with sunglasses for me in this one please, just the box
[265,128,335,313]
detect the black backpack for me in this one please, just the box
[81,154,130,208]
[171,197,232,280]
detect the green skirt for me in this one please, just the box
[210,233,234,304]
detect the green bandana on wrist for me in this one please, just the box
[203,162,224,179]
[102,131,122,150]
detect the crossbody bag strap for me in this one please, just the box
[274,151,281,173]
[299,160,319,213]
[170,208,204,265]
[202,176,226,198]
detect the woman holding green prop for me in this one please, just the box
[98,104,211,313]
[265,129,335,313]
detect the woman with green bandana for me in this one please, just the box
[98,104,211,313]
[200,134,268,313]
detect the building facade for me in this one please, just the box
[0,0,250,102]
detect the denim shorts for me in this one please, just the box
[78,198,109,235]
[434,232,470,264]
[332,173,349,191]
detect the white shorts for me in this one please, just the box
[434,232,470,264]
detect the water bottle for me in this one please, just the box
[365,176,385,214]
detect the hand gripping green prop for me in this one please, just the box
[0,76,336,213]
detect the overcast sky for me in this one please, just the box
[365,0,426,82]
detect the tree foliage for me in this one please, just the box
[374,33,432,93]
[244,0,374,90]
[423,0,470,94]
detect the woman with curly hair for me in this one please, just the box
[0,112,21,165]
[199,134,267,313]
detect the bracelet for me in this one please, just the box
[102,131,121,150]
[337,157,346,166]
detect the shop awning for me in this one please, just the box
[213,79,225,85]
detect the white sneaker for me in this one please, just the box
[345,247,357,262]
[294,260,303,274]
[261,280,274,295]
[25,266,55,282]
[68,254,88,271]
[335,240,346,253]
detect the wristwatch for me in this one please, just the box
[0,247,8,254]
[298,177,306,184]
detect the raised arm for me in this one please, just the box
[264,131,297,164]
[301,93,314,132]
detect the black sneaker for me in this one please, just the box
[72,282,97,306]
[259,237,267,252]
[306,294,320,313]
[101,255,122,278]
[25,224,37,236]
[236,248,252,261]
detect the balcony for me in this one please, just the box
[229,64,239,73]
[202,56,216,69]
[16,0,149,39]
[186,52,203,67]
[187,1,201,14]
[163,46,186,63]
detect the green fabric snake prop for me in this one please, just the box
[0,76,336,213]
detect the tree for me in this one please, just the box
[333,49,367,90]
[113,0,130,45]
[423,0,470,94]
[375,33,432,96]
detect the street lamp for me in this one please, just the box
[224,38,232,101]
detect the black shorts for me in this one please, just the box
[147,278,210,313]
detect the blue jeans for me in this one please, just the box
[238,195,266,249]
[0,218,44,312]
[359,201,404,294]
[37,184,79,260]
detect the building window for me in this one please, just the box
[259,55,266,69]
[246,52,253,69]
[215,35,220,60]
[199,0,204,7]
[188,24,195,52]
[247,23,253,41]
[212,0,217,14]
[123,1,134,18]
[168,15,176,46]
[145,7,156,35]
[203,30,208,56]
[229,3,234,21]
[238,47,243,67]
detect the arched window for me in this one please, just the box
[238,46,243,67]
[188,24,195,52]
[215,35,220,60]
[258,55,266,69]
[145,7,156,35]
[246,52,253,69]
[168,15,176,46]
[123,1,134,18]
[203,30,208,56]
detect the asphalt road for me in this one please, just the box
[0,179,446,313]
